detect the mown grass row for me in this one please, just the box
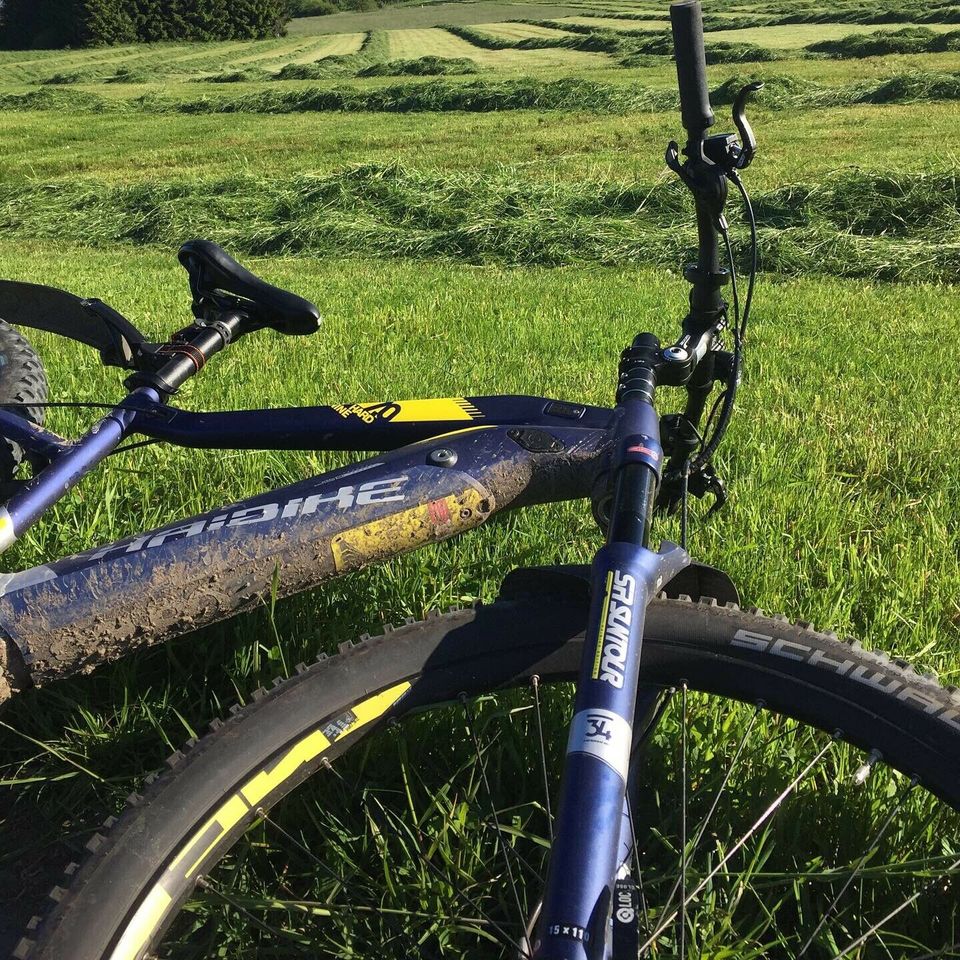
[443,21,630,54]
[446,21,780,66]
[27,20,960,88]
[41,28,477,86]
[270,27,396,79]
[26,34,354,86]
[358,55,478,77]
[6,78,671,114]
[1,163,956,282]
[8,69,960,116]
[710,69,960,105]
[488,17,960,63]
[772,4,960,25]
[181,76,657,111]
[40,29,388,86]
[227,57,482,82]
[208,55,479,83]
[542,4,960,30]
[808,26,960,58]
[679,4,960,28]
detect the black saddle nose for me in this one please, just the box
[178,240,320,336]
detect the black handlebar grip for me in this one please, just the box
[670,0,714,137]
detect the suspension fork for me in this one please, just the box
[533,342,690,960]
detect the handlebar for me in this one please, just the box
[665,0,726,328]
[670,0,714,144]
[612,1,763,519]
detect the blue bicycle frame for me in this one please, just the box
[0,3,753,953]
[0,393,618,696]
[0,392,613,553]
[0,361,693,960]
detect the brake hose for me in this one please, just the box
[685,172,758,473]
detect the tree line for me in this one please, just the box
[0,0,291,48]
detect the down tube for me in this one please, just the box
[535,540,688,960]
[0,425,605,700]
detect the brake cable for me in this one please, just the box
[731,168,758,344]
[686,172,757,472]
[0,401,163,459]
[674,168,758,542]
[0,401,127,412]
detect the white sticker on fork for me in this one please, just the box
[566,708,631,782]
[0,507,15,553]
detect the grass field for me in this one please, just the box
[1,0,960,953]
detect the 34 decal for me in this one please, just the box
[566,707,631,781]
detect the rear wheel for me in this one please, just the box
[19,597,960,959]
[0,320,48,484]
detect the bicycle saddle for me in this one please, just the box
[178,240,320,336]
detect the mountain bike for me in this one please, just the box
[3,3,959,957]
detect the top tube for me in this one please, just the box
[0,393,613,555]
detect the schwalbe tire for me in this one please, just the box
[0,320,48,483]
[18,597,960,959]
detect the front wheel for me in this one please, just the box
[18,597,960,959]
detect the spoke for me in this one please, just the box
[657,705,763,927]
[394,727,546,886]
[480,817,545,882]
[625,690,676,940]
[797,776,918,958]
[679,681,688,960]
[460,694,531,954]
[320,756,343,783]
[530,675,554,844]
[635,688,675,748]
[626,791,651,940]
[640,733,837,952]
[832,855,960,959]
[411,704,543,892]
[365,791,529,955]
[524,900,542,957]
[380,717,534,954]
[196,875,306,945]
[690,705,762,855]
[254,806,347,890]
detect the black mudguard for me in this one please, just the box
[498,561,740,606]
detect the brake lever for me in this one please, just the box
[694,462,728,515]
[665,141,693,187]
[666,138,729,230]
[657,459,728,517]
[731,81,764,170]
